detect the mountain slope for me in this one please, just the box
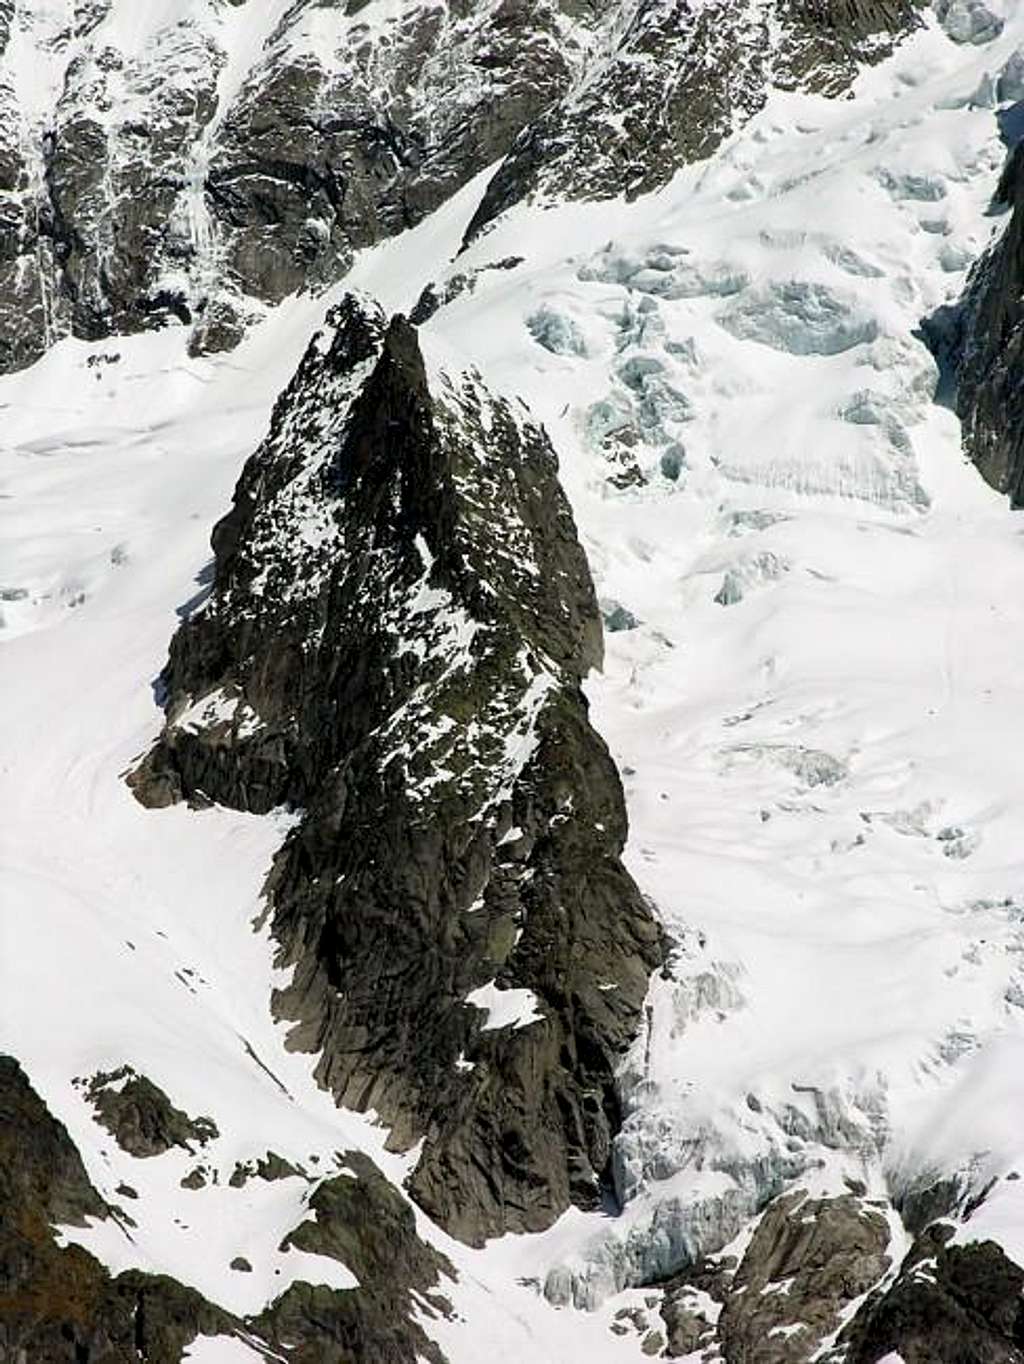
[942,136,1024,503]
[5,2,1024,1362]
[0,0,921,370]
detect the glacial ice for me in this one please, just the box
[720,743,848,788]
[934,0,1004,45]
[615,296,666,351]
[997,48,1024,102]
[659,444,685,481]
[527,304,588,356]
[877,168,949,201]
[545,1081,886,1308]
[585,394,636,449]
[714,550,790,606]
[838,390,916,454]
[716,282,879,356]
[661,262,750,300]
[617,355,666,393]
[723,509,791,536]
[579,244,746,300]
[823,243,885,278]
[839,389,904,426]
[601,599,641,632]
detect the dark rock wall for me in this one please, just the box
[0,1054,235,1363]
[79,1065,219,1158]
[842,1226,1024,1364]
[656,1192,1024,1364]
[945,143,1024,505]
[1,1055,457,1363]
[258,1151,455,1364]
[464,0,923,240]
[0,0,589,368]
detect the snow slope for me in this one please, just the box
[5,3,1024,1359]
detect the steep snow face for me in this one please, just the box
[6,2,1024,1362]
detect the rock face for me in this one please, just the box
[464,0,924,240]
[0,1053,235,1363]
[943,142,1024,505]
[256,1151,455,1364]
[79,1065,219,1158]
[0,0,922,371]
[842,1225,1024,1364]
[0,0,591,368]
[131,293,664,1245]
[716,1191,891,1363]
[1,1052,457,1362]
[653,1200,1024,1364]
[656,1190,892,1362]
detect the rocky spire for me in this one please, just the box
[131,293,665,1243]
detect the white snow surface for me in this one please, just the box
[465,982,545,1032]
[6,5,1024,1359]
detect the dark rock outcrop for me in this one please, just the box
[0,0,588,370]
[842,1225,1024,1364]
[205,2,575,305]
[132,292,664,1245]
[464,0,924,241]
[1,1053,456,1363]
[255,1151,454,1364]
[1,1055,108,1236]
[654,1199,1024,1364]
[0,1054,236,1363]
[656,1191,892,1362]
[229,1151,303,1188]
[716,1190,891,1362]
[942,142,1024,505]
[79,1065,219,1158]
[659,1257,732,1358]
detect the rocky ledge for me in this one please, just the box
[654,1187,1024,1363]
[1,1052,456,1362]
[0,1053,236,1362]
[466,0,924,240]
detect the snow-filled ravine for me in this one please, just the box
[5,6,1024,1361]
